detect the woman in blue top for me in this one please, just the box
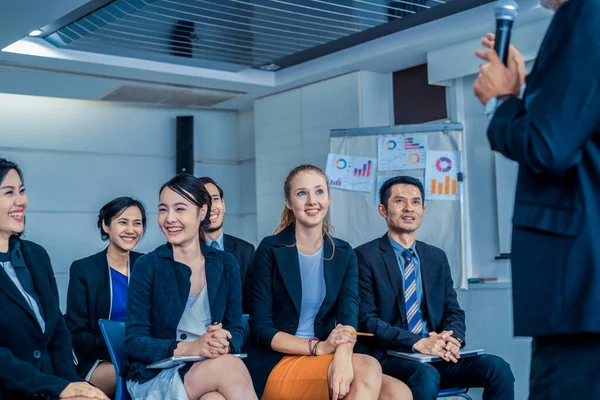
[66,197,146,397]
[122,173,257,400]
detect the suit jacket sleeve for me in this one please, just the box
[488,0,600,176]
[357,250,422,351]
[241,244,256,315]
[0,347,71,397]
[222,253,244,354]
[335,250,359,329]
[41,246,80,383]
[124,257,178,363]
[0,247,78,397]
[66,261,110,361]
[248,241,280,350]
[439,252,466,344]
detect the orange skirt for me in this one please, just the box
[261,354,335,400]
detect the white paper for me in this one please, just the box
[375,175,424,207]
[326,153,376,193]
[377,135,428,171]
[425,151,460,201]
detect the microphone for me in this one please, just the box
[494,0,519,65]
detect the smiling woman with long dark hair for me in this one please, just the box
[66,196,147,397]
[122,173,257,400]
[0,158,107,400]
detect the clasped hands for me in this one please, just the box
[414,330,462,363]
[175,323,232,358]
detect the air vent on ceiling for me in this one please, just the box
[100,84,243,108]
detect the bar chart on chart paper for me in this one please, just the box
[325,153,376,193]
[430,176,457,195]
[425,151,460,201]
[353,160,372,177]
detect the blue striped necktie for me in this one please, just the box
[210,241,220,250]
[402,249,424,335]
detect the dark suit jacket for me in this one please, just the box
[0,238,80,399]
[122,242,244,384]
[65,248,143,377]
[223,234,255,314]
[244,224,359,397]
[488,0,600,337]
[355,235,465,360]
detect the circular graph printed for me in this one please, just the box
[335,159,347,169]
[408,153,420,164]
[386,140,397,150]
[435,157,452,173]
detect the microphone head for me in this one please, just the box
[494,0,519,21]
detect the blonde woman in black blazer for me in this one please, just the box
[66,197,146,398]
[0,158,107,400]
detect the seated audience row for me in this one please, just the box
[0,156,514,400]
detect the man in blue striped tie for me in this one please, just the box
[355,176,514,399]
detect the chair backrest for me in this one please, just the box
[242,314,250,345]
[98,319,125,375]
[99,319,131,400]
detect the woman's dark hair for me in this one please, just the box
[160,173,212,243]
[0,158,25,239]
[97,197,147,241]
[0,158,24,188]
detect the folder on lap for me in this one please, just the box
[386,349,484,363]
[147,353,248,369]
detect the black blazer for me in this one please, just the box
[355,235,465,361]
[65,248,143,377]
[487,0,600,337]
[223,234,255,314]
[122,242,244,384]
[244,225,359,397]
[0,238,80,399]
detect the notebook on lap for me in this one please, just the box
[386,349,484,363]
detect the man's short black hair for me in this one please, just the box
[198,176,224,199]
[379,176,425,209]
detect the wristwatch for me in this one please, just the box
[453,336,464,347]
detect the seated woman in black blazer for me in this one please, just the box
[245,164,411,400]
[0,158,108,400]
[122,173,257,400]
[66,197,146,397]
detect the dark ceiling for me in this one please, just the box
[40,0,489,72]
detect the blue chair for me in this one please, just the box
[98,319,131,400]
[438,387,472,399]
[242,314,250,345]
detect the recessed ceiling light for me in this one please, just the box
[259,63,281,71]
[29,29,44,37]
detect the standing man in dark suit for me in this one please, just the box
[356,176,514,400]
[198,177,255,313]
[474,0,600,398]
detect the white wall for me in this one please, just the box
[254,71,392,240]
[0,93,255,310]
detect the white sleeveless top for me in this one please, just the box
[176,285,212,341]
